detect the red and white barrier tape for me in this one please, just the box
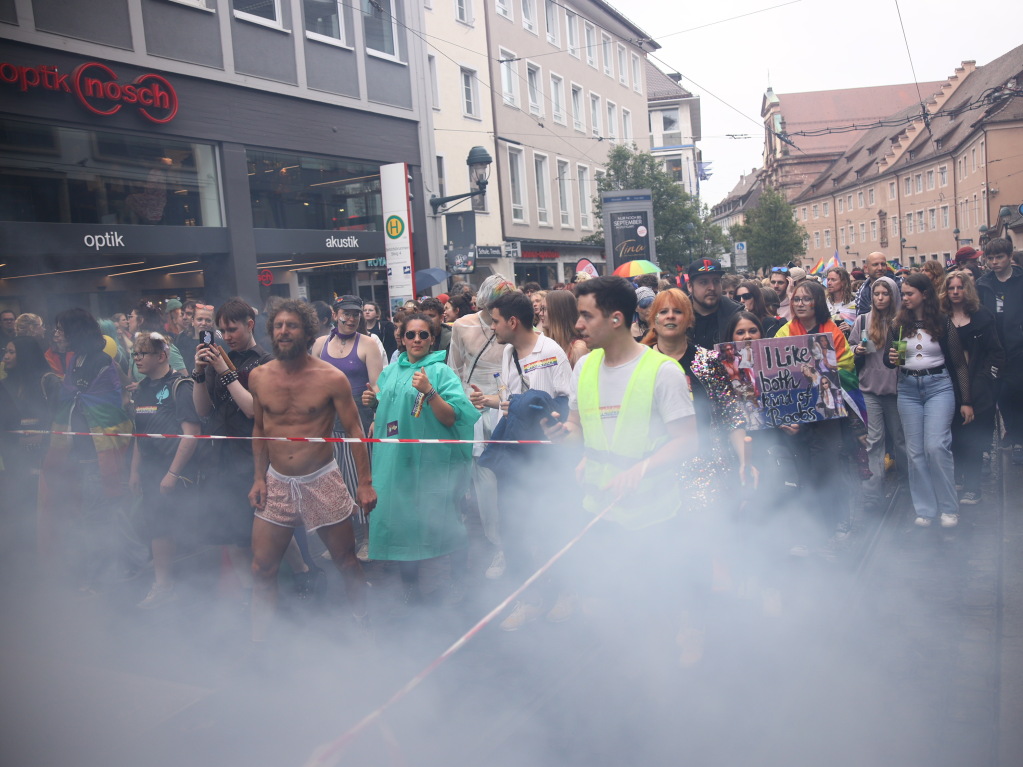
[304,496,618,767]
[9,429,550,446]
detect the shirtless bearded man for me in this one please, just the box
[248,300,377,641]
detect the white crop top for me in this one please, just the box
[904,328,944,370]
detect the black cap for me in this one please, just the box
[333,294,364,311]
[687,258,726,279]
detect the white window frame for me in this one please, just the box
[601,33,613,76]
[631,52,642,92]
[550,72,565,125]
[939,165,948,186]
[813,231,821,249]
[499,49,519,107]
[917,210,925,232]
[459,66,479,117]
[839,228,846,246]
[520,0,535,32]
[857,190,864,208]
[859,222,866,241]
[583,22,597,67]
[928,208,936,231]
[889,181,896,199]
[496,0,512,20]
[534,153,550,225]
[915,173,923,193]
[362,0,400,60]
[867,187,875,205]
[837,198,844,214]
[557,158,573,227]
[570,83,585,132]
[589,93,601,137]
[905,213,913,234]
[621,108,632,142]
[849,226,856,244]
[167,0,215,10]
[455,0,472,25]
[305,0,348,45]
[234,0,283,27]
[926,169,934,190]
[616,44,628,85]
[823,201,830,217]
[904,177,912,196]
[824,229,831,248]
[812,204,819,219]
[526,62,543,117]
[565,10,579,57]
[578,164,591,229]
[544,0,558,46]
[847,194,853,209]
[606,100,617,143]
[508,146,526,222]
[870,220,877,241]
[941,205,949,229]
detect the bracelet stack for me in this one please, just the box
[191,369,206,383]
[425,387,437,403]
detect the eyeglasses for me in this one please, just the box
[736,293,753,301]
[771,266,790,273]
[790,296,814,304]
[131,351,155,360]
[403,330,431,340]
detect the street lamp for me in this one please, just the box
[953,228,960,248]
[430,146,494,213]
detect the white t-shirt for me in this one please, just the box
[500,332,573,399]
[569,346,695,446]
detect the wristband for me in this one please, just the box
[219,370,239,388]
[425,387,437,403]
[191,369,206,383]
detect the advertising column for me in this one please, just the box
[380,163,416,313]
[601,189,656,272]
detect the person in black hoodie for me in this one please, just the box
[942,270,1004,504]
[686,258,741,349]
[977,238,1023,464]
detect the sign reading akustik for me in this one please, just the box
[0,60,179,123]
[601,190,656,271]
[380,163,415,312]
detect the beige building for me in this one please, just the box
[423,0,507,280]
[643,62,703,197]
[790,44,1023,272]
[481,0,658,286]
[709,169,764,237]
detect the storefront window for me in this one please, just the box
[246,149,383,231]
[0,118,222,226]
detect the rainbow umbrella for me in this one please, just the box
[613,259,660,277]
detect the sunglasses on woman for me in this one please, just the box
[403,330,431,340]
[736,293,753,300]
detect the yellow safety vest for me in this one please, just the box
[577,348,682,529]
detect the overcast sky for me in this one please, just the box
[626,0,1022,207]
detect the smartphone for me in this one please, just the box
[200,330,214,346]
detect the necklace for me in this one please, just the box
[332,331,356,356]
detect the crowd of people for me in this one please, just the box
[0,237,1020,660]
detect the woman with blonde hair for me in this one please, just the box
[850,276,906,510]
[920,260,945,293]
[14,313,45,339]
[940,269,1004,505]
[825,267,856,335]
[542,290,588,367]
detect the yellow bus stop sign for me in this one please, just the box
[386,215,405,239]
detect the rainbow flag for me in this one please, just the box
[825,251,842,270]
[810,256,826,275]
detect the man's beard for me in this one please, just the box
[273,336,306,360]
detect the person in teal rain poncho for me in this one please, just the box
[362,313,480,604]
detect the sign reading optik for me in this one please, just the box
[84,231,125,250]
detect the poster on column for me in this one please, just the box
[380,163,415,314]
[600,190,656,271]
[713,334,847,430]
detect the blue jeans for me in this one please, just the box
[862,392,906,505]
[897,371,957,519]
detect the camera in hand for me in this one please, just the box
[200,330,214,346]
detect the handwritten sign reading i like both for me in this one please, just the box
[714,334,847,430]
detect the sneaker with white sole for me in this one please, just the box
[914,516,932,527]
[485,549,505,579]
[959,492,981,505]
[500,601,542,631]
[137,584,176,609]
[940,513,959,528]
[545,593,575,623]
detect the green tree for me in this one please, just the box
[587,144,730,272]
[727,187,806,274]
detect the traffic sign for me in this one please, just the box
[733,241,748,268]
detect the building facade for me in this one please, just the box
[482,0,656,287]
[0,0,436,319]
[794,46,1023,272]
[709,168,763,238]
[644,62,702,198]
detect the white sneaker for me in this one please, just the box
[500,601,542,631]
[914,516,932,527]
[940,513,959,528]
[356,542,370,561]
[545,593,575,623]
[485,549,505,579]
[137,584,176,609]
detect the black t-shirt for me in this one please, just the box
[692,310,720,351]
[134,371,200,467]
[175,331,199,373]
[204,344,271,463]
